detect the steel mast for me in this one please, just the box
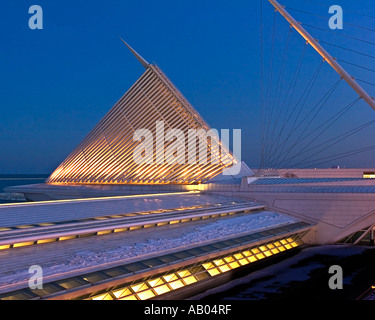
[268,0,375,111]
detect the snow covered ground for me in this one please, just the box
[0,211,299,293]
[0,193,26,202]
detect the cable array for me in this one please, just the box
[259,0,375,171]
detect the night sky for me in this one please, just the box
[1,0,375,174]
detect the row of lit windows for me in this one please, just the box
[0,203,218,233]
[0,226,308,300]
[0,208,251,251]
[86,237,301,300]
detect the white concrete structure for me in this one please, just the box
[2,38,375,300]
[0,192,310,300]
[5,40,375,247]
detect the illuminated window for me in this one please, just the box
[183,276,197,285]
[37,238,57,244]
[153,285,171,295]
[129,226,142,231]
[92,293,113,300]
[163,273,178,282]
[177,270,191,278]
[119,294,137,300]
[137,289,156,300]
[213,259,225,267]
[57,233,307,301]
[131,282,149,293]
[59,235,76,241]
[207,268,220,276]
[234,253,244,260]
[224,256,235,263]
[169,280,185,290]
[37,222,54,227]
[112,288,132,299]
[229,261,240,269]
[157,222,168,226]
[97,230,112,235]
[148,278,164,287]
[242,250,252,257]
[218,265,230,273]
[291,242,298,247]
[256,253,265,260]
[13,241,35,248]
[238,258,249,266]
[202,263,214,270]
[363,172,375,178]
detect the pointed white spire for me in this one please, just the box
[120,37,150,69]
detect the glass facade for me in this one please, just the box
[0,221,309,300]
[84,235,303,300]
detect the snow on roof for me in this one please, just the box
[0,192,249,228]
[0,210,302,289]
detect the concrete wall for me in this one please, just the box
[273,168,375,178]
[208,187,375,244]
[7,173,375,245]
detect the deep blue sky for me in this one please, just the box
[1,0,375,174]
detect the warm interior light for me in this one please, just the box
[84,236,302,301]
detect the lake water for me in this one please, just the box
[0,174,49,204]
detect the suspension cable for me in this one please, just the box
[286,6,375,33]
[265,26,293,164]
[303,23,375,47]
[277,97,361,168]
[318,40,375,60]
[271,77,342,168]
[264,41,308,168]
[262,9,278,168]
[265,59,324,167]
[259,0,265,169]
